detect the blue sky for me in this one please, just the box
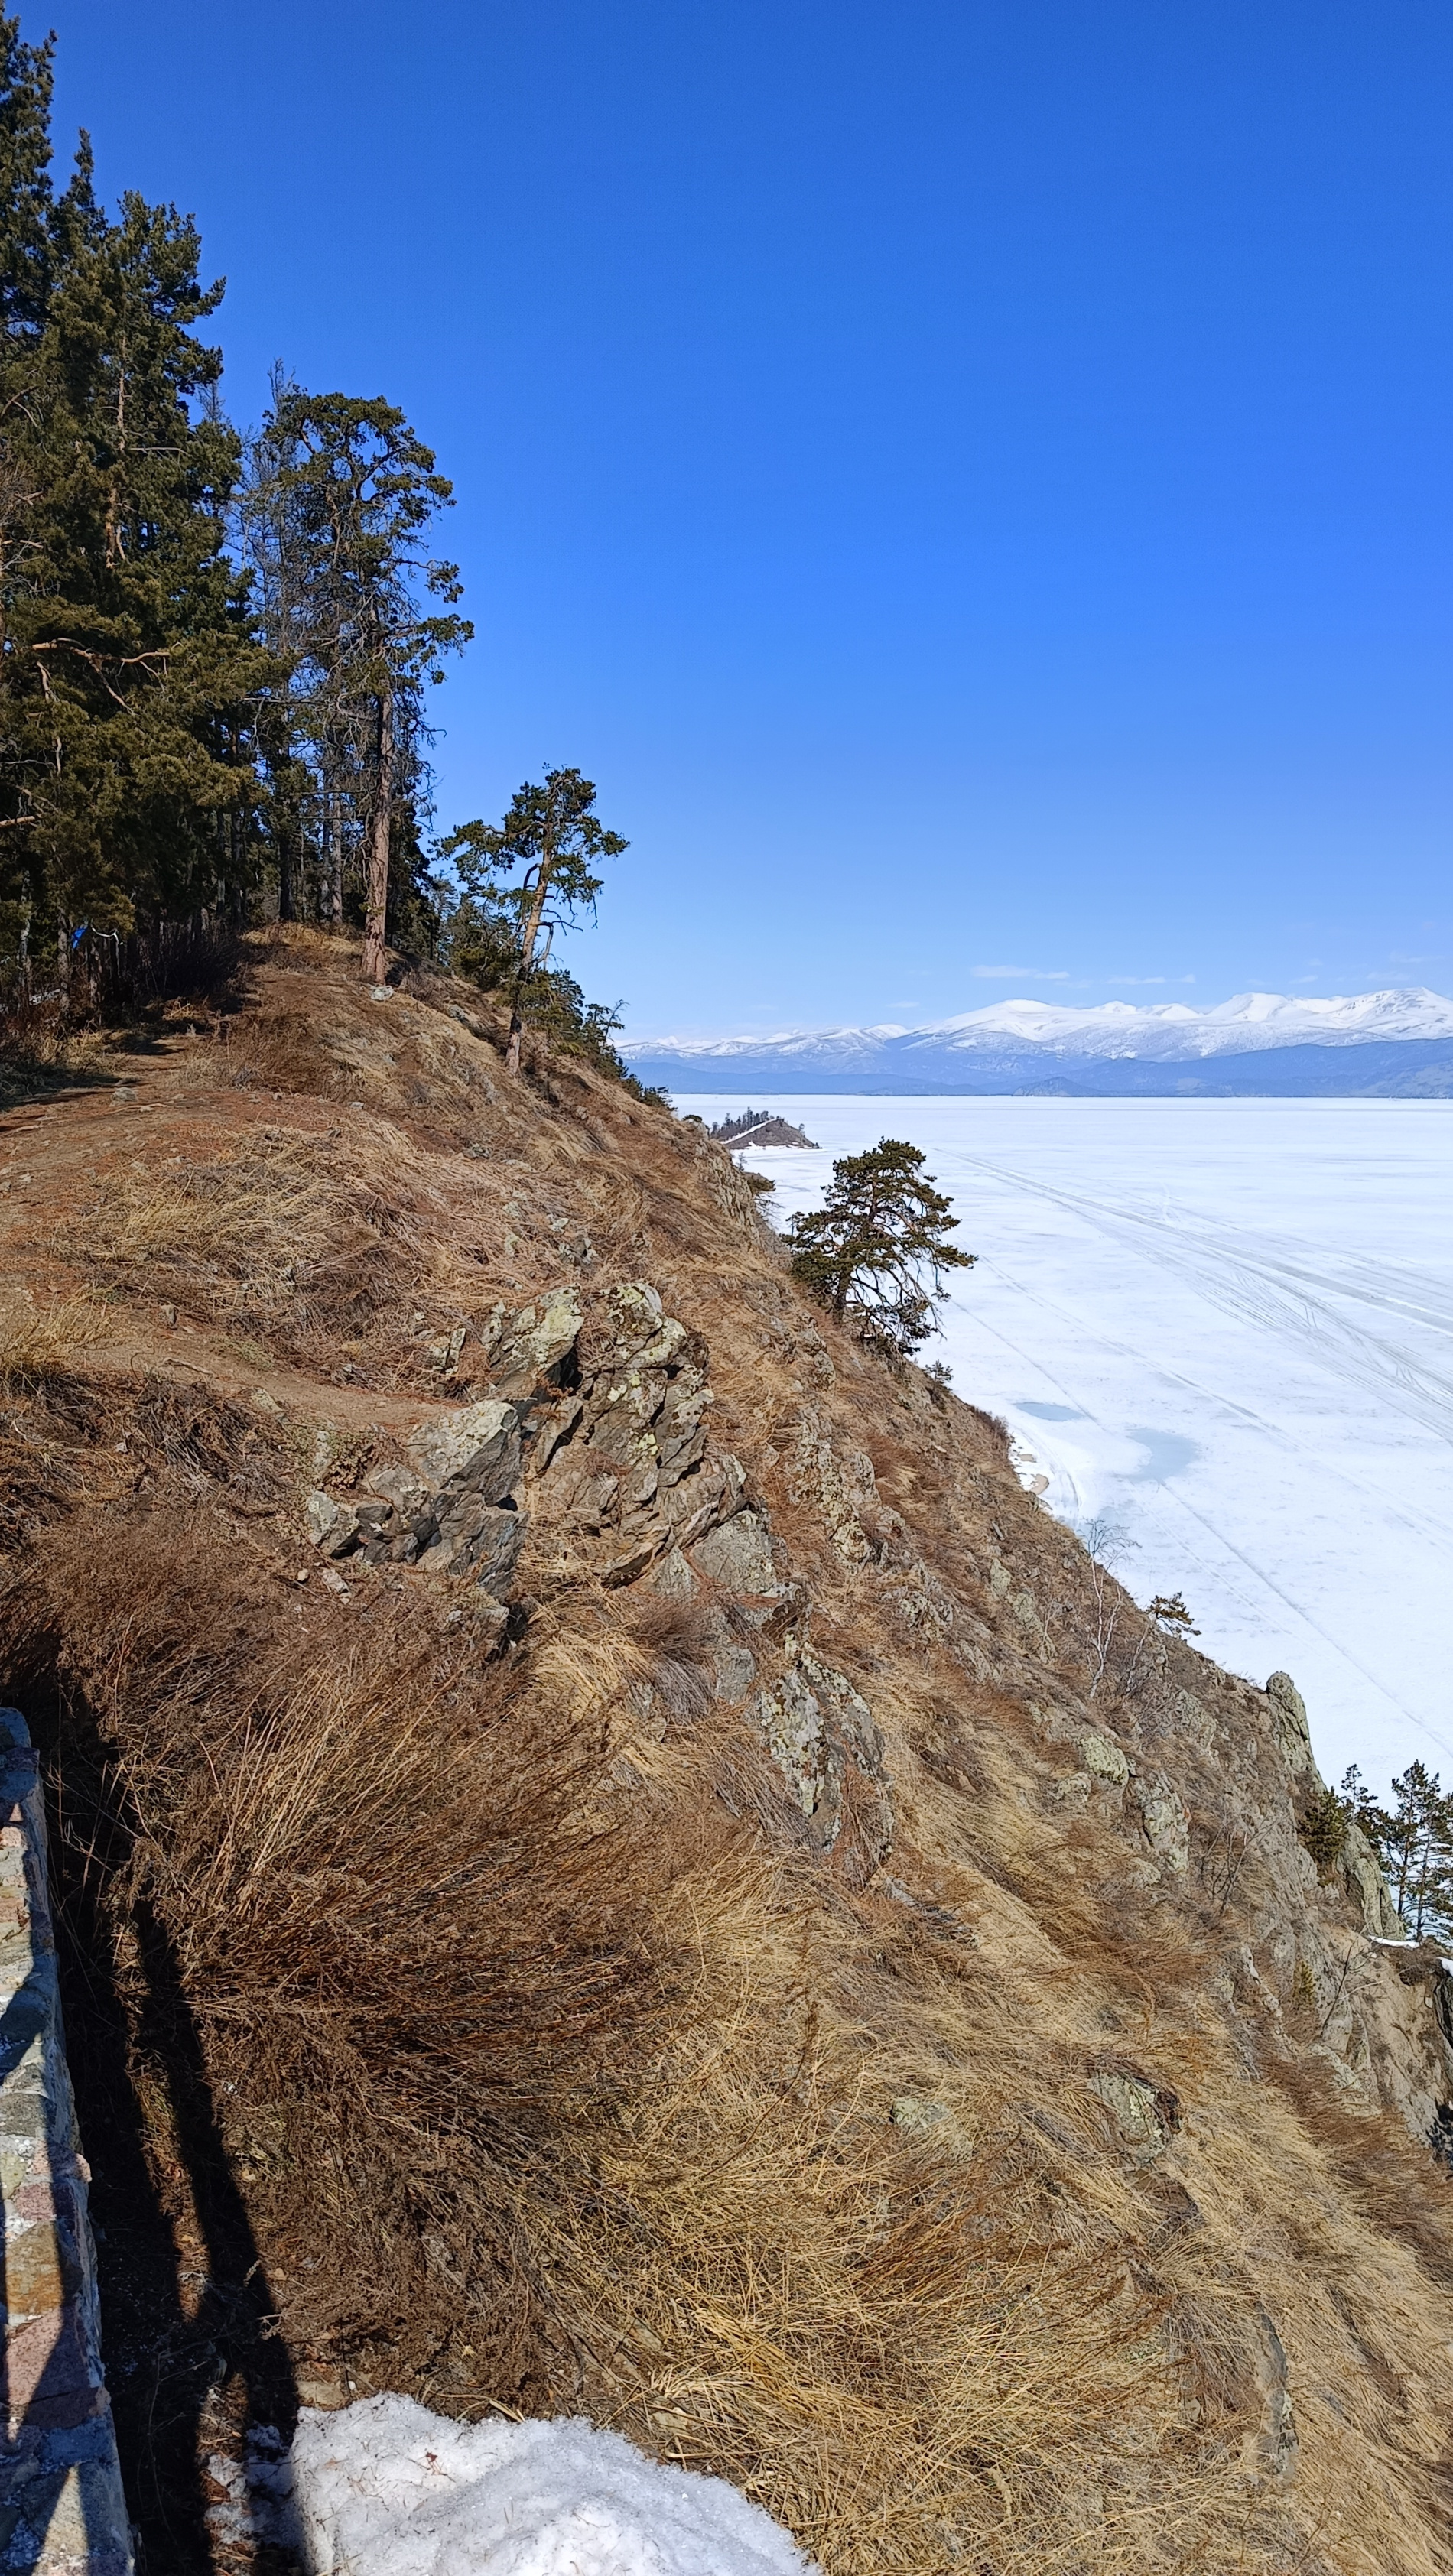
[43,0,1453,1035]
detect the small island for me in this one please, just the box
[709,1107,820,1147]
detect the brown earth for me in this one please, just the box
[2,926,1451,2576]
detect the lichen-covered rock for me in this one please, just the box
[749,1649,892,1879]
[890,2096,971,2156]
[1091,2067,1175,2159]
[306,1490,359,1557]
[1130,1774,1189,1873]
[528,1283,743,1583]
[483,1288,584,1396]
[1078,1730,1130,1785]
[690,1509,780,1597]
[784,1410,879,1564]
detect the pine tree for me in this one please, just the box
[788,1138,975,1359]
[441,768,627,1074]
[0,25,269,970]
[238,386,470,977]
[1333,1762,1453,1940]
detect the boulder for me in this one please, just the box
[406,1400,521,1503]
[419,1499,525,1594]
[306,1492,359,1558]
[484,1288,583,1396]
[690,1510,780,1597]
[1078,1730,1130,1785]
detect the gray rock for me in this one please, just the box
[713,1637,758,1704]
[407,1399,521,1503]
[364,1464,432,1523]
[485,1287,583,1395]
[420,1499,526,1593]
[425,1324,467,1372]
[1266,1671,1315,1777]
[749,1650,892,1874]
[690,1509,780,1597]
[891,2095,948,2136]
[1248,2305,1299,2480]
[306,1491,359,1557]
[1091,2069,1167,2155]
[580,1280,687,1374]
[1078,1730,1130,1785]
[754,1668,831,1827]
[1130,1774,1189,1873]
[1341,1819,1403,1939]
[645,1548,698,1599]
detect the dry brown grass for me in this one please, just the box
[57,1127,434,1369]
[6,1517,1250,2574]
[3,934,1453,2575]
[0,1287,108,1392]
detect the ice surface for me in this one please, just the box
[698,1094,1453,1796]
[289,2396,818,2575]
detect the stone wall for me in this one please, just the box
[0,1710,131,2574]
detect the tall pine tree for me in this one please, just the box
[238,385,470,978]
[0,15,268,976]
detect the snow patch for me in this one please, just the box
[285,2397,819,2575]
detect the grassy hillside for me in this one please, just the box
[2,927,1451,2576]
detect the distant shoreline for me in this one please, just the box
[628,1035,1453,1101]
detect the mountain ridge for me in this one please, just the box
[626,986,1453,1096]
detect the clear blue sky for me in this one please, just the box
[42,0,1453,1035]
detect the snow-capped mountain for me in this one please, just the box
[625,988,1453,1097]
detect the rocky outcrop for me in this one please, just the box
[304,1281,746,1599]
[295,1270,1453,2152]
[527,1283,744,1586]
[746,1645,892,1881]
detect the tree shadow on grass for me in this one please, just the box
[34,1676,298,2573]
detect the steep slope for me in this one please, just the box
[2,927,1451,2576]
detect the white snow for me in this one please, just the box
[918,985,1453,1058]
[635,986,1453,1064]
[283,2397,818,2575]
[700,1094,1453,1797]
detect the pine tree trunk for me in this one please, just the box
[327,793,343,925]
[361,686,394,985]
[504,875,551,1077]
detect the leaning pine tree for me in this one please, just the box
[788,1137,974,1359]
[441,767,627,1076]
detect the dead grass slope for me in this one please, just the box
[2,927,1451,2576]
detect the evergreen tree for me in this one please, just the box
[441,767,626,1074]
[238,385,470,977]
[1380,1762,1453,1941]
[0,20,268,973]
[788,1138,974,1359]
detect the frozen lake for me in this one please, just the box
[684,1096,1453,1795]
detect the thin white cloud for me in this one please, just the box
[971,965,1070,981]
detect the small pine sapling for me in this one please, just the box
[1149,1592,1200,1636]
